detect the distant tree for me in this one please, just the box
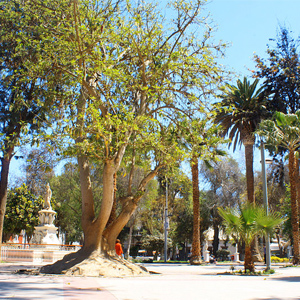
[3,184,43,242]
[201,157,245,255]
[253,26,300,114]
[22,144,57,196]
[140,234,169,260]
[172,208,193,257]
[50,162,82,244]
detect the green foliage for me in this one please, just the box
[258,111,300,152]
[278,184,292,239]
[216,249,230,261]
[1,0,230,253]
[9,0,226,169]
[140,233,171,257]
[172,206,193,246]
[3,184,43,241]
[218,203,285,247]
[49,162,83,244]
[214,77,270,150]
[0,0,66,147]
[253,26,300,114]
[22,144,57,196]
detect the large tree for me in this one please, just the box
[0,2,63,245]
[10,0,227,276]
[3,184,43,242]
[258,111,300,265]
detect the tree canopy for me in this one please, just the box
[1,0,228,276]
[3,184,43,242]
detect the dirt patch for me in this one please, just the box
[39,254,149,277]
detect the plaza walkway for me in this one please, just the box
[0,262,299,299]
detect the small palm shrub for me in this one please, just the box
[218,203,285,272]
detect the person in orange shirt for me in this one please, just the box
[115,239,123,258]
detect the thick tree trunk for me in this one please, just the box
[103,167,160,253]
[190,155,201,265]
[0,124,21,246]
[0,151,13,244]
[77,155,100,254]
[103,196,138,253]
[289,151,300,265]
[244,244,255,272]
[107,172,117,226]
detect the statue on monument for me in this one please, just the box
[32,183,59,246]
[44,183,52,210]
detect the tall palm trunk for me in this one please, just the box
[244,140,255,204]
[244,244,255,272]
[190,154,201,265]
[296,159,300,225]
[289,151,300,264]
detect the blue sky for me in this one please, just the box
[207,0,300,76]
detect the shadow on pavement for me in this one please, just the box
[0,278,64,300]
[252,298,294,300]
[0,274,118,300]
[271,276,300,282]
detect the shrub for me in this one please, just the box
[216,249,231,261]
[271,256,289,263]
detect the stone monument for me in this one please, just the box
[31,183,60,247]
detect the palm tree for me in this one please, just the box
[218,203,284,272]
[214,77,269,204]
[180,117,226,265]
[258,111,300,264]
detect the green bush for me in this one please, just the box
[216,249,230,261]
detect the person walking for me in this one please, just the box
[115,239,123,258]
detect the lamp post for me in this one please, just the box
[260,140,271,270]
[164,179,169,263]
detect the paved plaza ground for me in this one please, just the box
[0,262,299,300]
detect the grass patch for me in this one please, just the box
[221,267,275,276]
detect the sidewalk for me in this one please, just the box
[0,262,299,300]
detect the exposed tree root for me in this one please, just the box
[39,250,148,277]
[190,256,202,265]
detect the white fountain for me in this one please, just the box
[31,183,60,248]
